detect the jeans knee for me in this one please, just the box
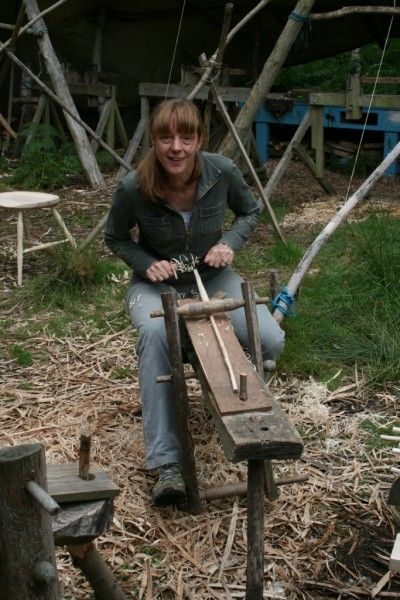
[137,320,167,354]
[262,327,285,361]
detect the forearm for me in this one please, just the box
[104,232,156,276]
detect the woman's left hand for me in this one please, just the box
[204,243,234,268]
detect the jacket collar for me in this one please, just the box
[197,152,221,200]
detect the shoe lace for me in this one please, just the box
[159,462,181,482]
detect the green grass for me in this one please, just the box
[9,344,33,366]
[276,40,400,92]
[4,247,129,341]
[7,123,114,190]
[360,418,394,453]
[279,214,400,384]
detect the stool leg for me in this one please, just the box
[17,210,24,286]
[51,208,77,248]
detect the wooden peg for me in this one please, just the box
[79,429,93,480]
[239,373,248,401]
[25,480,60,515]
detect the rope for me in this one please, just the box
[165,0,187,100]
[344,0,396,201]
[207,58,222,84]
[289,11,312,50]
[289,11,311,24]
[271,287,296,317]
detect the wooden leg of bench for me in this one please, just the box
[246,459,265,600]
[67,542,128,600]
[161,292,202,514]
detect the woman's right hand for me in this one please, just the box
[145,260,177,282]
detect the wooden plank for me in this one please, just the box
[184,310,272,415]
[192,357,303,462]
[47,463,119,503]
[139,82,251,103]
[310,91,400,110]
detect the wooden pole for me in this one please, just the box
[212,81,286,243]
[67,543,128,600]
[264,112,310,197]
[116,117,145,179]
[161,291,202,514]
[273,138,400,323]
[187,0,273,101]
[246,459,265,600]
[150,296,269,319]
[0,443,60,599]
[0,3,25,93]
[0,0,70,55]
[22,0,104,189]
[240,281,264,376]
[294,142,336,194]
[77,211,109,252]
[219,0,316,159]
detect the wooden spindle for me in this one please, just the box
[79,429,93,481]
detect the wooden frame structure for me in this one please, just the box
[155,281,304,599]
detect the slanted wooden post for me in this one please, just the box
[23,0,104,189]
[0,443,60,599]
[219,0,316,158]
[161,291,202,514]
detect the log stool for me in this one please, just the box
[0,191,77,286]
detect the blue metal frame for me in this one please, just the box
[251,100,400,176]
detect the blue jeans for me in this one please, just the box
[126,269,285,469]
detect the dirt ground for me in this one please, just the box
[1,159,400,599]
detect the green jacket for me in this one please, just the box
[104,152,261,283]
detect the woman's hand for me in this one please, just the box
[146,260,177,282]
[204,243,234,269]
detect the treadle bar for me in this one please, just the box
[200,474,308,501]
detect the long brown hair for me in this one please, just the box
[137,99,205,202]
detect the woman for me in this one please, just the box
[105,99,284,506]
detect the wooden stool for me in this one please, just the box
[0,191,77,286]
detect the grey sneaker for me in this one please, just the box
[152,463,186,506]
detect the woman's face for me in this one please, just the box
[153,122,202,183]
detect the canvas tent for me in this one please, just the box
[1,0,400,111]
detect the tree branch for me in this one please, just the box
[312,6,400,20]
[0,0,69,54]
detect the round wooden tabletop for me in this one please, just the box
[0,191,60,210]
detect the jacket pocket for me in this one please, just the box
[140,215,171,239]
[200,201,225,234]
